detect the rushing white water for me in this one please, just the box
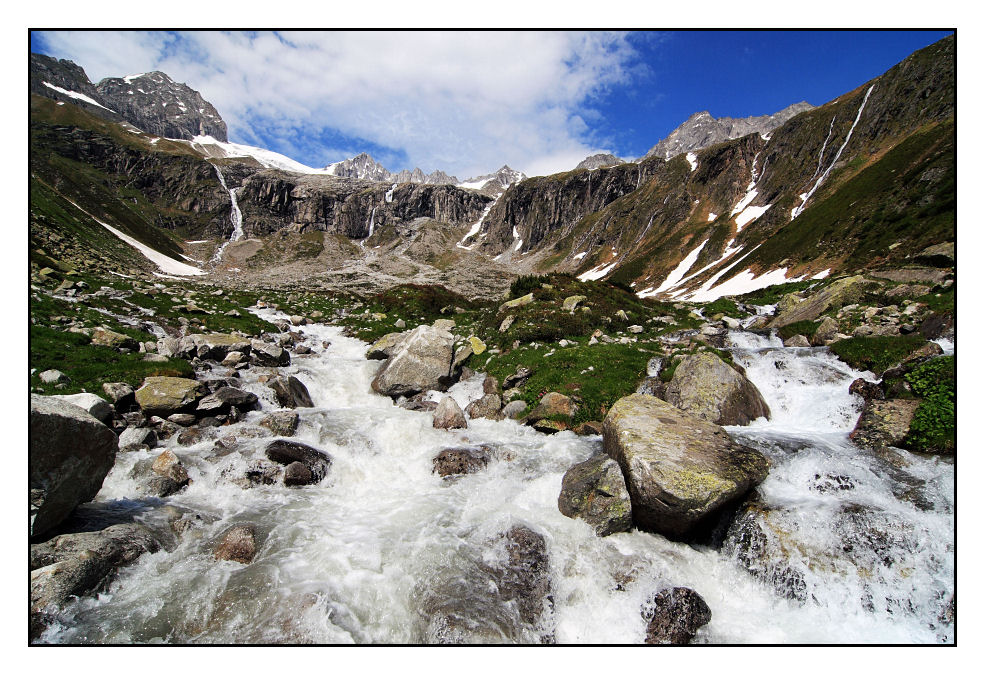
[210,165,245,263]
[38,313,954,644]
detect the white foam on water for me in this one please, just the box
[38,312,953,644]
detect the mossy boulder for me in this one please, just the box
[850,399,921,449]
[498,292,534,313]
[663,352,770,426]
[562,295,587,312]
[558,455,632,536]
[90,326,139,351]
[135,377,206,416]
[771,276,874,328]
[602,394,769,539]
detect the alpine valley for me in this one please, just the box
[29,35,955,645]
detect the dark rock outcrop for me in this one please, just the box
[264,440,331,484]
[96,71,227,141]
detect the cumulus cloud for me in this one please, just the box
[34,30,642,177]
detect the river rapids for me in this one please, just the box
[37,311,955,644]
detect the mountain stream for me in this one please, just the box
[38,313,955,644]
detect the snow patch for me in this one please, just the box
[686,152,698,171]
[687,267,799,302]
[573,252,587,260]
[577,260,619,282]
[181,135,332,175]
[735,204,772,230]
[812,269,831,280]
[43,82,116,112]
[649,239,708,294]
[708,213,718,222]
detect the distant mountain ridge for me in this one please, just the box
[325,153,460,185]
[644,102,814,160]
[576,153,623,170]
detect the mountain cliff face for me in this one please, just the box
[470,36,953,299]
[644,102,814,160]
[97,71,228,141]
[29,36,954,301]
[235,172,490,237]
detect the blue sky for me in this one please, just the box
[31,30,953,178]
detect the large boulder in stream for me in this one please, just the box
[371,324,456,397]
[134,377,206,416]
[178,333,252,360]
[418,524,554,644]
[30,395,118,538]
[30,523,161,638]
[602,394,769,539]
[662,352,771,426]
[266,375,313,408]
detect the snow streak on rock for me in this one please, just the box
[792,85,875,220]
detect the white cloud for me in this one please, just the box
[35,30,641,177]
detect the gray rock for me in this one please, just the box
[283,461,315,487]
[39,369,69,385]
[197,387,259,415]
[465,393,503,420]
[433,396,468,430]
[783,334,811,347]
[250,339,290,366]
[259,411,300,436]
[30,523,160,637]
[102,382,135,410]
[524,392,576,425]
[167,413,197,426]
[214,524,258,564]
[371,324,456,398]
[51,393,113,424]
[90,326,139,351]
[501,400,528,419]
[432,446,490,477]
[264,440,331,483]
[558,455,632,536]
[267,375,314,408]
[602,394,769,539]
[30,395,118,538]
[502,366,533,389]
[643,587,712,644]
[663,352,770,426]
[152,449,189,485]
[119,426,157,449]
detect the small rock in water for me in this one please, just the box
[259,411,300,437]
[643,587,712,644]
[432,447,490,477]
[214,524,258,564]
[433,396,468,430]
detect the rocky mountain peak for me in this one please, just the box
[325,154,459,184]
[96,71,228,141]
[644,101,815,161]
[576,153,623,171]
